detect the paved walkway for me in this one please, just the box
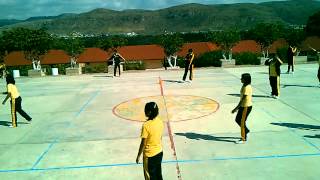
[0,63,319,180]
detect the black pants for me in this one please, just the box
[269,76,280,96]
[235,106,252,141]
[182,63,193,81]
[114,63,121,76]
[287,57,294,72]
[10,96,32,127]
[287,64,294,73]
[143,152,163,180]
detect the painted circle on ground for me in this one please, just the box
[112,95,219,122]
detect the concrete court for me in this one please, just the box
[0,63,319,180]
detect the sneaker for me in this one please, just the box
[9,125,16,128]
[235,140,246,144]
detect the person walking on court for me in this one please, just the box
[136,102,164,180]
[108,49,125,77]
[2,74,32,128]
[182,48,195,82]
[309,46,320,86]
[265,54,283,99]
[231,73,253,144]
[287,46,297,74]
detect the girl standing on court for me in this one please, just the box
[136,102,164,180]
[2,74,32,128]
[232,73,253,144]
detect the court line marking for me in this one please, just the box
[1,152,320,173]
[263,108,320,152]
[30,90,101,169]
[159,77,183,180]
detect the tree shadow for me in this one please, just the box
[304,134,320,139]
[0,121,29,127]
[271,122,320,131]
[227,93,271,98]
[162,79,185,83]
[282,84,319,88]
[175,132,239,143]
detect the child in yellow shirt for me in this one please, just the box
[136,102,164,180]
[2,74,32,128]
[232,73,253,144]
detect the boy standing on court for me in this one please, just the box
[182,49,195,82]
[108,49,125,77]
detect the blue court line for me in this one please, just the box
[75,90,101,117]
[1,152,320,173]
[30,90,101,169]
[263,108,320,152]
[31,140,57,169]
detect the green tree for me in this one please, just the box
[208,29,240,60]
[251,23,284,58]
[283,28,306,55]
[157,33,184,67]
[306,10,320,37]
[0,36,6,63]
[1,27,52,70]
[98,36,128,52]
[56,32,85,68]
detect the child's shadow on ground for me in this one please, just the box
[175,132,239,143]
[93,75,114,78]
[162,79,185,83]
[0,121,28,127]
[227,94,271,98]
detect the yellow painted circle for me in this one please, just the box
[113,95,219,122]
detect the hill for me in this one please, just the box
[1,0,319,35]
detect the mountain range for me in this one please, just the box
[0,0,319,35]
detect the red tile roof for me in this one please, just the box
[42,50,70,65]
[78,48,109,63]
[118,45,165,60]
[232,40,261,53]
[269,39,288,53]
[4,51,31,66]
[301,36,320,51]
[178,42,218,57]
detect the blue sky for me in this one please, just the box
[0,0,315,20]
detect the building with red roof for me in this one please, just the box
[4,38,315,72]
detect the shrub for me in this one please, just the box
[195,50,222,67]
[233,52,260,65]
[177,50,222,68]
[6,65,32,76]
[123,61,145,70]
[84,63,107,73]
[41,64,69,75]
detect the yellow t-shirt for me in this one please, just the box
[7,84,20,99]
[240,85,252,107]
[141,116,164,157]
